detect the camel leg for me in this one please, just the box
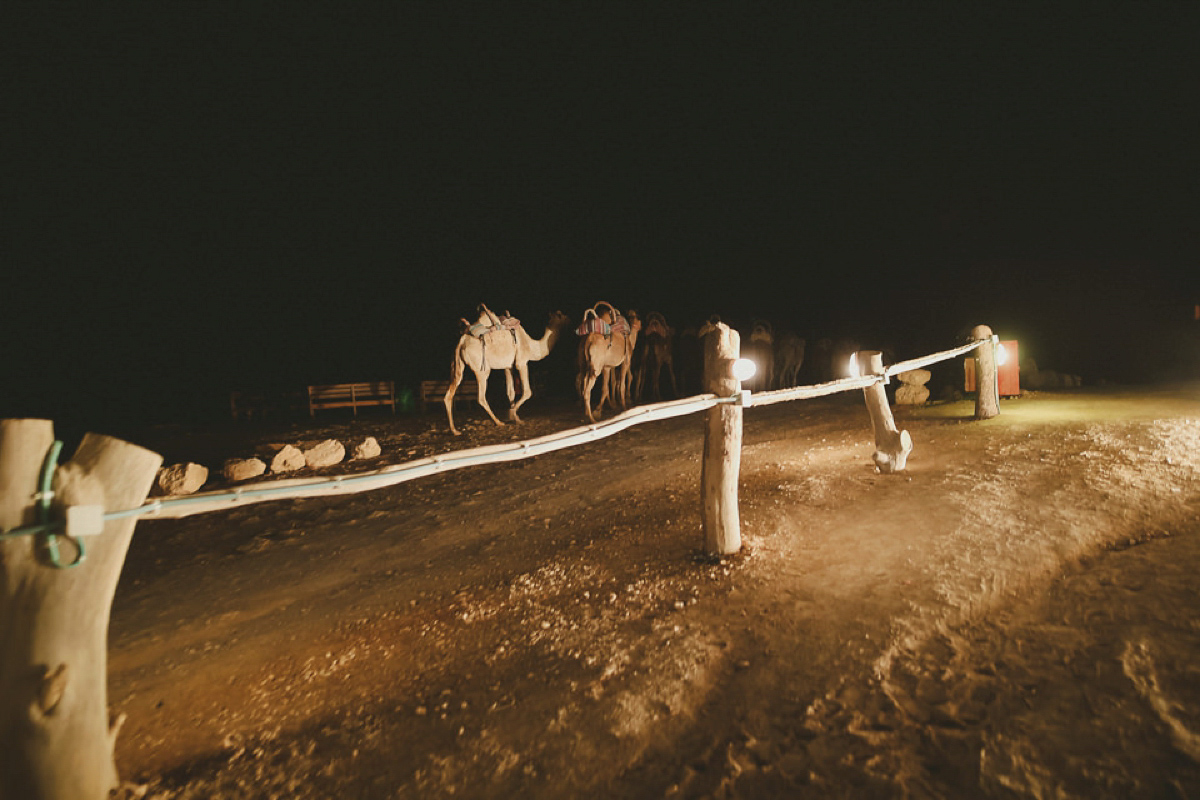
[474,367,505,427]
[504,369,517,419]
[666,360,678,399]
[510,363,534,422]
[443,372,464,436]
[583,371,600,423]
[617,361,633,410]
[595,368,611,418]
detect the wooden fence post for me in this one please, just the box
[971,324,1000,420]
[701,323,743,556]
[857,351,913,474]
[1,419,162,800]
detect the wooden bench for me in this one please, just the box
[420,379,480,413]
[307,381,396,416]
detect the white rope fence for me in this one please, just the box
[4,336,993,536]
[748,338,987,407]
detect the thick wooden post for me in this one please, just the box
[971,324,1000,420]
[858,351,913,474]
[701,323,743,555]
[1,419,162,800]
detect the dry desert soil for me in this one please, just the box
[108,383,1200,799]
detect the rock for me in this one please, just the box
[350,436,381,461]
[153,462,208,496]
[303,439,345,468]
[896,368,931,386]
[895,384,930,405]
[223,457,266,483]
[268,444,306,473]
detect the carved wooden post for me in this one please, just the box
[857,351,913,474]
[971,324,1000,420]
[1,419,161,800]
[701,323,743,555]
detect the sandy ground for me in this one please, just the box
[107,383,1200,799]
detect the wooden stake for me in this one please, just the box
[701,323,743,555]
[971,324,1000,420]
[1,420,161,800]
[857,351,913,474]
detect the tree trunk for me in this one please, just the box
[971,324,1000,420]
[701,323,743,556]
[857,351,913,474]
[1,420,161,800]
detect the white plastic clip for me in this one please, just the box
[65,505,105,537]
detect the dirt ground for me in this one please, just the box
[107,383,1200,799]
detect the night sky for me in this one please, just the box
[5,3,1199,430]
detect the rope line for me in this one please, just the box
[1,338,991,540]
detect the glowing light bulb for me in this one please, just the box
[996,343,1008,366]
[731,358,757,382]
[848,353,860,378]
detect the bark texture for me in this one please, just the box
[972,325,1001,420]
[857,351,914,474]
[701,324,743,555]
[1,420,161,800]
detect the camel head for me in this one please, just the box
[547,309,571,331]
[750,319,774,344]
[645,312,670,339]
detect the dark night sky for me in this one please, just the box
[4,3,1199,428]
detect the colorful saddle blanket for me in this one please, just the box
[575,315,630,337]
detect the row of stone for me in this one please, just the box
[894,369,932,406]
[153,436,382,497]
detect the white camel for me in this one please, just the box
[444,305,570,436]
[578,305,642,423]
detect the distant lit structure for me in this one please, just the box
[965,339,1020,397]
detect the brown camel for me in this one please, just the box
[773,331,806,389]
[633,311,678,402]
[444,305,571,435]
[577,305,642,423]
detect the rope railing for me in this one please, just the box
[2,336,991,539]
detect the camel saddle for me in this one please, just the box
[575,314,631,337]
[466,315,521,339]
